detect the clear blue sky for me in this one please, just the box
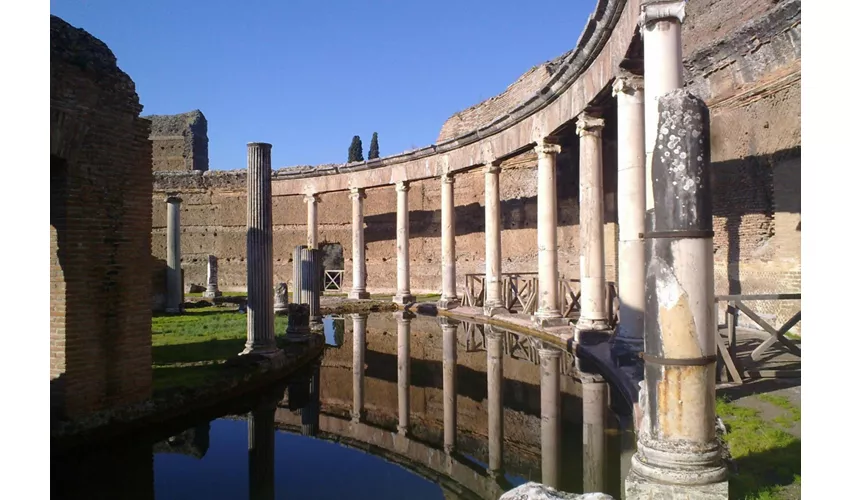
[50,0,598,170]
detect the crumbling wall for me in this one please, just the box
[51,14,153,419]
[145,110,209,172]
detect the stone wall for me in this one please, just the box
[51,15,153,419]
[145,109,209,172]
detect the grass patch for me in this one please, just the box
[152,307,289,391]
[717,397,801,499]
[184,291,248,298]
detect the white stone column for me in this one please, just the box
[348,188,370,299]
[396,311,412,436]
[393,182,415,305]
[305,193,320,249]
[641,0,686,211]
[484,163,508,316]
[613,74,647,358]
[438,174,459,309]
[165,194,183,314]
[575,113,609,334]
[485,325,504,474]
[441,317,458,452]
[204,254,222,298]
[534,142,565,325]
[537,342,563,490]
[581,373,607,494]
[351,313,367,423]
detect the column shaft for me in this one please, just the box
[301,248,322,329]
[441,319,458,452]
[534,143,563,322]
[438,175,458,309]
[306,194,319,249]
[582,377,607,493]
[247,403,276,500]
[484,164,507,316]
[165,196,182,313]
[396,312,411,436]
[539,347,562,489]
[486,327,503,474]
[393,182,415,304]
[349,188,369,299]
[352,313,366,423]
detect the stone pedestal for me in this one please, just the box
[396,311,413,436]
[484,164,509,317]
[438,174,459,310]
[243,143,278,356]
[348,188,370,299]
[351,313,367,423]
[165,195,182,313]
[284,303,311,342]
[305,193,320,249]
[273,282,288,314]
[393,182,415,305]
[485,325,504,474]
[575,113,610,336]
[533,143,568,327]
[203,254,222,298]
[441,317,458,452]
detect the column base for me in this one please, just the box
[437,296,459,310]
[393,293,416,305]
[284,325,312,343]
[203,290,222,298]
[239,344,280,357]
[483,301,509,317]
[348,290,371,300]
[533,310,569,327]
[576,316,611,331]
[625,470,729,499]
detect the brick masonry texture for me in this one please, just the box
[144,109,209,172]
[51,14,153,419]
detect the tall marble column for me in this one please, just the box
[243,143,278,356]
[484,163,508,316]
[305,193,320,249]
[396,311,412,436]
[165,195,182,314]
[613,74,647,358]
[441,317,458,452]
[393,182,415,305]
[581,373,608,494]
[575,113,610,335]
[438,174,459,309]
[537,341,563,490]
[301,248,322,330]
[534,142,565,325]
[348,188,370,299]
[247,401,276,500]
[485,325,504,474]
[351,313,367,423]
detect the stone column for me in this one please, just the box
[204,254,222,298]
[575,113,609,335]
[305,193,320,249]
[292,246,305,304]
[441,317,458,452]
[396,311,412,436]
[165,195,182,314]
[534,142,565,326]
[641,0,686,211]
[438,174,459,309]
[243,143,277,356]
[348,188,370,299]
[393,182,415,305]
[613,74,647,359]
[536,341,563,490]
[301,248,322,330]
[581,373,607,494]
[247,401,276,500]
[485,325,504,474]
[484,163,508,316]
[626,90,728,499]
[301,363,320,436]
[351,313,367,423]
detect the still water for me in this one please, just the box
[52,312,635,500]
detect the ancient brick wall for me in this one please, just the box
[51,15,153,419]
[145,110,209,172]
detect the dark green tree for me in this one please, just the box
[368,132,380,160]
[348,135,364,162]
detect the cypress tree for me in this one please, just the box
[368,132,380,160]
[348,135,364,162]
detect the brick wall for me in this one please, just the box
[145,110,209,172]
[51,15,153,419]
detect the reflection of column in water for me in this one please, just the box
[440,317,458,453]
[581,373,607,493]
[302,363,320,436]
[537,341,563,490]
[351,313,367,423]
[248,402,276,500]
[396,311,412,436]
[485,325,504,474]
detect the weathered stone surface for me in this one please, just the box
[187,283,206,293]
[274,282,289,313]
[499,482,613,500]
[144,110,209,172]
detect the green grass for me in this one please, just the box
[716,396,801,499]
[184,291,248,298]
[152,307,289,391]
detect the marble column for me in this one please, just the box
[613,74,647,359]
[641,0,686,212]
[243,143,277,356]
[534,142,565,325]
[204,254,222,298]
[484,163,508,316]
[348,188,370,299]
[301,248,322,330]
[396,311,412,436]
[351,313,367,423]
[537,341,563,490]
[441,317,458,453]
[581,373,608,494]
[485,325,504,474]
[165,195,182,314]
[393,182,415,305]
[305,193,320,249]
[247,401,276,500]
[575,113,609,335]
[438,174,459,309]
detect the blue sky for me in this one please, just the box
[50,0,598,170]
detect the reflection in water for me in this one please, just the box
[52,311,634,500]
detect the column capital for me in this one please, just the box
[639,0,686,28]
[395,181,410,193]
[576,113,605,138]
[612,73,645,97]
[441,173,455,185]
[304,192,321,203]
[483,324,504,341]
[165,193,182,204]
[483,162,501,175]
[532,339,563,360]
[534,142,562,157]
[246,141,273,150]
[349,187,366,200]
